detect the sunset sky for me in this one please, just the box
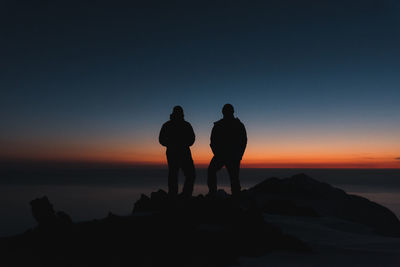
[1,1,400,168]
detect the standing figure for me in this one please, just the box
[159,106,196,197]
[207,104,247,197]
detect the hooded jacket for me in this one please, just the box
[210,117,247,161]
[159,115,195,152]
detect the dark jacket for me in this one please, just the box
[159,118,195,153]
[210,117,247,161]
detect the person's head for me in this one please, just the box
[170,105,184,120]
[222,103,234,118]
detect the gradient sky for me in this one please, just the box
[1,0,400,168]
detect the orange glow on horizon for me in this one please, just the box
[1,134,400,169]
[2,149,399,169]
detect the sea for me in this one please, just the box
[1,167,400,237]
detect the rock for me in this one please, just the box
[1,193,309,267]
[132,194,151,212]
[150,189,168,201]
[133,190,170,213]
[30,196,72,229]
[30,196,56,226]
[56,211,73,225]
[247,173,400,236]
[261,199,320,217]
[5,174,398,267]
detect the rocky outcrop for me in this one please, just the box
[30,196,72,229]
[246,173,400,237]
[2,173,399,267]
[0,191,309,267]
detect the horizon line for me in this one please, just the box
[1,159,399,169]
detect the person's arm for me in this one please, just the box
[159,123,168,147]
[239,123,247,159]
[210,124,218,156]
[187,123,195,147]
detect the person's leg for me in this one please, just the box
[167,153,179,197]
[226,160,241,197]
[207,157,224,195]
[181,151,196,197]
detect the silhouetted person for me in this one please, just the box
[208,104,247,197]
[159,106,196,197]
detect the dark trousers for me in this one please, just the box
[207,157,241,196]
[166,149,196,197]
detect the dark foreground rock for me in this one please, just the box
[30,196,73,228]
[246,173,400,237]
[0,191,309,267]
[2,173,399,267]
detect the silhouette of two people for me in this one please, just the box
[159,106,196,198]
[159,104,247,198]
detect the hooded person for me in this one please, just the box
[207,104,247,197]
[159,106,196,197]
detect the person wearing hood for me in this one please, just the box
[159,106,196,198]
[207,104,247,197]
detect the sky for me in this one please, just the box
[1,0,400,168]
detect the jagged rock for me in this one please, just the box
[133,190,170,212]
[247,173,400,236]
[30,196,56,226]
[1,193,309,267]
[151,189,168,198]
[132,194,151,212]
[30,196,72,229]
[3,174,398,267]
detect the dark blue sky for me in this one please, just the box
[1,0,399,166]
